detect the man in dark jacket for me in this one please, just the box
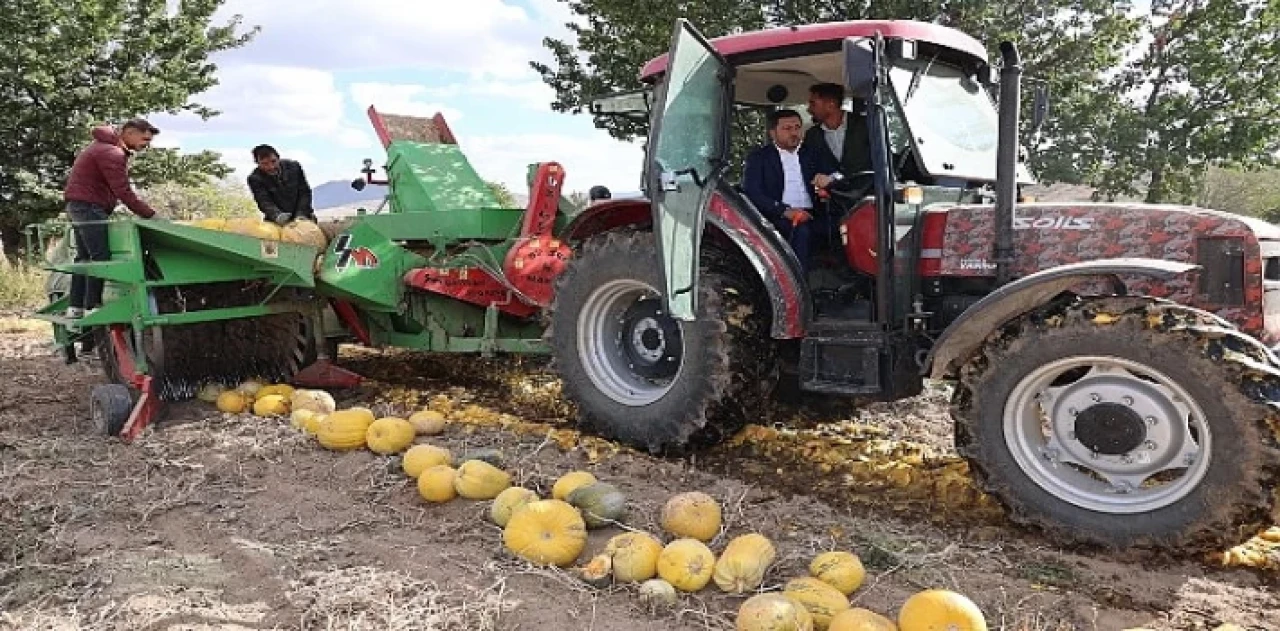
[247,145,315,225]
[741,109,842,273]
[62,118,160,319]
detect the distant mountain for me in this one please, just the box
[311,179,388,210]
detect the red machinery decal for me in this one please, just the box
[333,234,379,270]
[404,162,572,317]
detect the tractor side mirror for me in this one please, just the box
[1032,84,1051,134]
[842,37,876,99]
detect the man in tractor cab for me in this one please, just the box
[742,109,844,273]
[805,83,872,187]
[247,145,316,225]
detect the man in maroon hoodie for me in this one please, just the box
[62,118,160,319]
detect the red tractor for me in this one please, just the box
[546,18,1280,554]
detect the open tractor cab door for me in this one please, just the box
[550,18,1280,556]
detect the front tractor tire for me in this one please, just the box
[549,231,774,454]
[953,297,1280,554]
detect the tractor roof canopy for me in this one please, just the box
[638,20,991,106]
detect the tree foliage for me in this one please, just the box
[0,0,256,246]
[1195,166,1280,222]
[142,178,258,221]
[1082,1,1280,203]
[532,0,1280,205]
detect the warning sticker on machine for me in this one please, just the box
[333,234,379,270]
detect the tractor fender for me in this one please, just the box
[925,258,1200,380]
[562,190,809,339]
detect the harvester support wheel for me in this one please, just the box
[549,230,775,454]
[90,384,133,437]
[952,296,1280,554]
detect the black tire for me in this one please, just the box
[90,384,133,437]
[952,297,1280,553]
[548,230,775,454]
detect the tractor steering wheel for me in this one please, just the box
[823,171,876,209]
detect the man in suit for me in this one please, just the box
[805,83,872,185]
[247,144,316,225]
[741,109,843,273]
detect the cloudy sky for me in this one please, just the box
[149,0,646,202]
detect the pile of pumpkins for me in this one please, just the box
[199,383,988,631]
[180,216,329,249]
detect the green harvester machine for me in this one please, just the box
[27,107,588,440]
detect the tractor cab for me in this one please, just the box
[593,19,1038,328]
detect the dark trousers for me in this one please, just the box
[772,212,838,274]
[66,201,111,310]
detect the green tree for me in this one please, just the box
[131,148,235,189]
[142,178,258,220]
[0,0,256,251]
[1080,1,1280,203]
[487,180,519,208]
[1195,166,1280,221]
[531,1,1140,185]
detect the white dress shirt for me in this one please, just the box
[822,112,846,161]
[777,145,813,210]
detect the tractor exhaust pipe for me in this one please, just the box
[993,41,1021,287]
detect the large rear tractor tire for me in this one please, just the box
[952,296,1280,554]
[548,231,776,454]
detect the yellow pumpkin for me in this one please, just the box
[402,444,453,478]
[638,579,678,608]
[227,218,281,241]
[215,390,247,413]
[291,389,336,415]
[193,217,227,231]
[252,394,290,416]
[657,538,716,592]
[366,417,416,454]
[661,491,722,542]
[552,471,597,500]
[408,409,447,435]
[280,220,329,248]
[784,577,850,630]
[737,593,815,631]
[713,533,776,593]
[257,384,295,400]
[290,409,316,430]
[316,409,374,451]
[830,608,898,631]
[809,551,866,596]
[897,590,986,631]
[417,465,458,503]
[604,531,663,582]
[303,413,325,435]
[490,486,539,527]
[454,459,512,499]
[502,499,587,567]
[578,553,613,588]
[235,379,264,400]
[346,407,376,424]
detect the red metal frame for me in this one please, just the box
[330,298,372,346]
[107,325,162,443]
[640,20,988,80]
[404,162,572,316]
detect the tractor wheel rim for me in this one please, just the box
[577,278,683,406]
[1004,355,1211,514]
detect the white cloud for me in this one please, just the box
[460,131,644,196]
[348,83,464,121]
[152,65,345,137]
[215,0,555,79]
[420,79,555,112]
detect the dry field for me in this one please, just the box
[1,314,1277,631]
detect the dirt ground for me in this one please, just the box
[2,316,1278,631]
